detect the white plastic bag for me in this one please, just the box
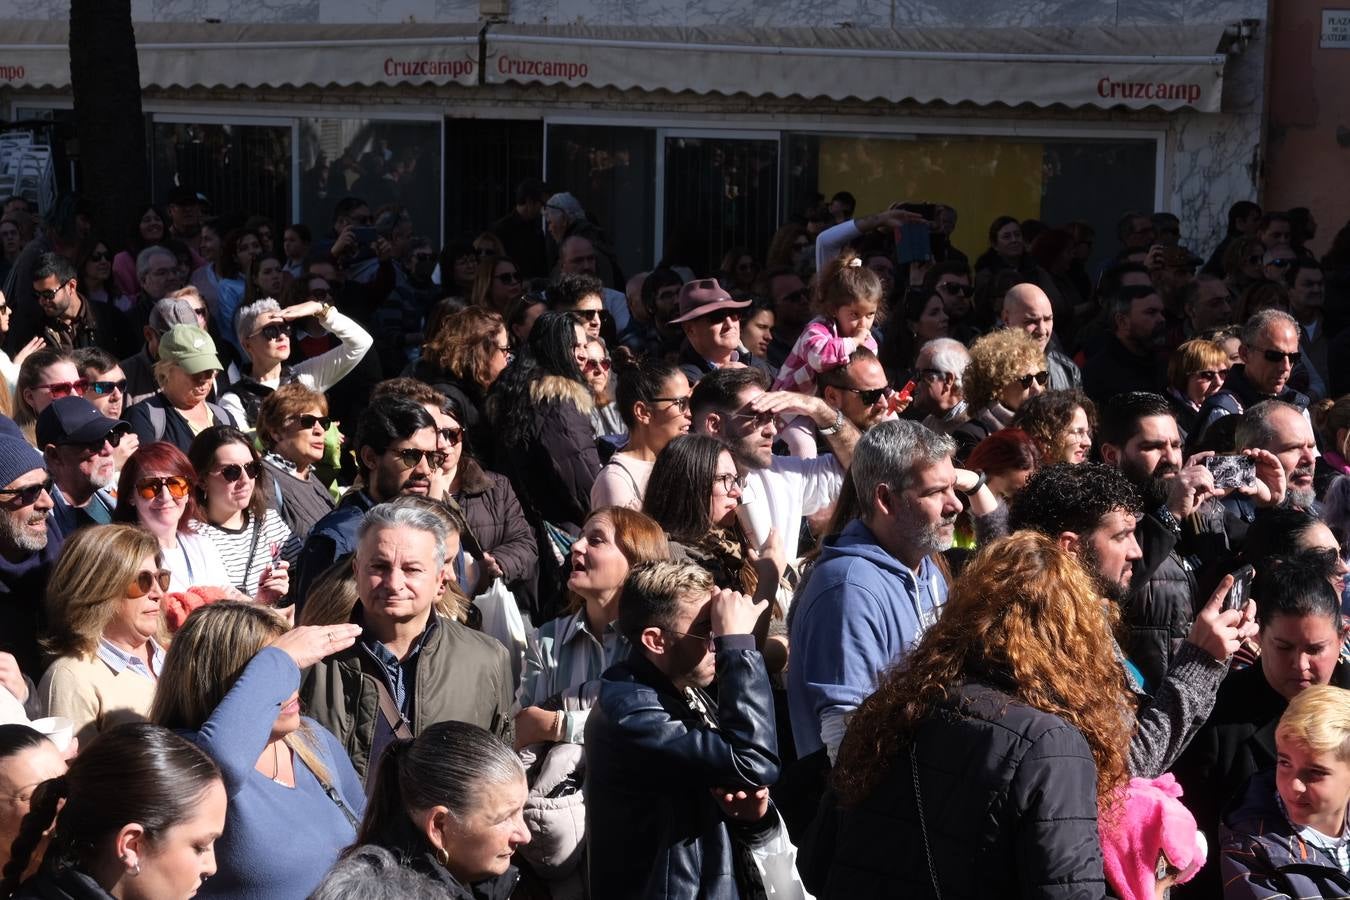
[475,577,528,690]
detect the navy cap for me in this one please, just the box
[35,397,129,448]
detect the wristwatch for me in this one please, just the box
[818,407,845,436]
[318,302,333,320]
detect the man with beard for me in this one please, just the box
[787,420,965,764]
[0,422,61,680]
[814,348,893,449]
[1226,400,1319,549]
[691,367,858,564]
[37,397,128,535]
[1008,461,1257,778]
[292,396,441,608]
[1082,284,1168,405]
[1098,392,1282,690]
[1193,308,1309,447]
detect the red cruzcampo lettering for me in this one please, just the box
[496,54,589,81]
[383,57,475,80]
[0,65,25,81]
[1096,76,1203,105]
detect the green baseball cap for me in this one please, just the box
[157,324,223,374]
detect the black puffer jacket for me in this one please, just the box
[452,458,539,611]
[817,681,1105,899]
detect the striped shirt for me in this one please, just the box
[191,509,302,597]
[520,608,630,743]
[1279,793,1350,872]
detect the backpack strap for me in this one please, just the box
[148,403,167,442]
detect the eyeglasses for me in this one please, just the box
[295,414,332,431]
[1014,371,1050,389]
[126,569,172,598]
[572,309,602,321]
[34,282,71,301]
[495,271,522,285]
[937,282,974,298]
[89,250,111,262]
[1192,370,1225,381]
[89,379,127,397]
[652,396,691,412]
[712,472,745,493]
[0,478,51,506]
[845,385,891,405]
[662,627,715,650]
[37,380,88,398]
[584,357,611,373]
[252,323,291,342]
[309,287,332,301]
[135,475,192,500]
[1251,346,1301,366]
[214,462,261,483]
[438,426,463,446]
[391,448,448,470]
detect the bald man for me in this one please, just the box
[1000,283,1081,391]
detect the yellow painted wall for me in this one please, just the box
[817,136,1045,260]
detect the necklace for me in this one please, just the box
[269,741,285,784]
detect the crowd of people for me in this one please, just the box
[0,178,1348,899]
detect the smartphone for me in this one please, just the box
[895,222,932,265]
[1225,564,1256,613]
[1202,454,1257,491]
[351,226,378,246]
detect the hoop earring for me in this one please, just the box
[435,847,450,867]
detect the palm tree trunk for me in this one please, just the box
[69,0,146,251]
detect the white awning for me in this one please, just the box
[483,23,1237,112]
[0,21,482,90]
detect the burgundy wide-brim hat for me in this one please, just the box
[669,278,751,324]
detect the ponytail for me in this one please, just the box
[815,250,881,317]
[1,774,68,894]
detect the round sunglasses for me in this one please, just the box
[127,569,172,598]
[135,475,192,500]
[213,462,261,483]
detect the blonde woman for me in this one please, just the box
[150,602,364,900]
[123,324,232,455]
[37,525,168,748]
[952,328,1047,462]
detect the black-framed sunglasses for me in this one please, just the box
[391,448,448,470]
[77,429,128,452]
[0,478,52,506]
[652,396,691,412]
[937,282,975,298]
[295,414,332,431]
[845,385,892,405]
[1014,371,1050,389]
[33,281,72,301]
[214,462,261,483]
[89,379,127,397]
[572,308,602,321]
[253,323,291,342]
[1251,346,1301,366]
[438,426,463,446]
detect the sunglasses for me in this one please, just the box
[439,426,463,446]
[392,448,448,470]
[0,478,51,506]
[135,475,192,500]
[584,357,611,373]
[89,250,111,262]
[573,309,602,321]
[937,282,975,298]
[126,569,172,598]
[1192,370,1225,381]
[214,462,261,483]
[713,472,746,493]
[253,323,291,342]
[75,429,128,453]
[38,380,88,398]
[845,385,891,405]
[698,309,739,325]
[89,379,127,397]
[731,409,778,430]
[652,396,690,412]
[296,414,332,431]
[1252,347,1301,366]
[495,271,522,285]
[1014,371,1050,389]
[34,283,70,301]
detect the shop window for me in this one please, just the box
[784,132,1157,275]
[445,118,542,249]
[151,120,292,230]
[298,117,442,247]
[663,135,778,279]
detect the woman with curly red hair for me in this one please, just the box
[818,530,1134,897]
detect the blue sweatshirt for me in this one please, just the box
[786,519,948,758]
[186,647,366,900]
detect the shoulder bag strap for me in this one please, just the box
[911,748,942,899]
[374,677,414,740]
[239,512,264,592]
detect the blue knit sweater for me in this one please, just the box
[185,647,366,900]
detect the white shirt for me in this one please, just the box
[161,531,232,592]
[743,453,844,563]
